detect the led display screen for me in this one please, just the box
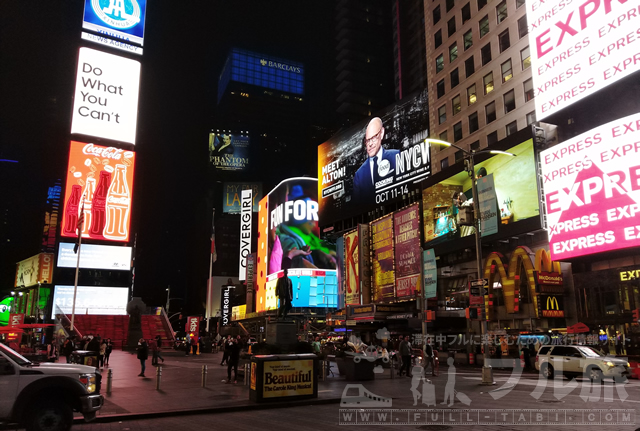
[526,0,640,120]
[82,0,147,46]
[540,112,640,260]
[58,243,132,270]
[52,285,128,318]
[318,89,429,224]
[61,141,135,242]
[71,48,141,144]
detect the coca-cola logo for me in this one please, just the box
[83,143,123,160]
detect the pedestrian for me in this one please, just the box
[399,335,412,377]
[98,338,107,368]
[152,336,165,365]
[424,339,436,376]
[225,336,241,384]
[220,335,231,365]
[155,335,165,363]
[191,335,198,355]
[46,342,57,363]
[185,335,191,356]
[87,335,100,353]
[62,337,74,363]
[104,338,113,366]
[312,336,322,355]
[137,338,148,377]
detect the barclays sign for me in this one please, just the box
[83,0,147,47]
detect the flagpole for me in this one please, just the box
[70,196,85,332]
[206,208,215,333]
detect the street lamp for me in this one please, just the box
[430,139,516,386]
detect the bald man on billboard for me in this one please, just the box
[353,117,399,205]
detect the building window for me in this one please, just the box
[464,30,473,50]
[478,0,487,10]
[470,140,480,151]
[438,105,447,124]
[446,0,455,12]
[481,43,491,65]
[448,17,457,37]
[479,15,489,38]
[506,120,518,136]
[518,16,528,38]
[504,89,516,113]
[436,54,444,73]
[441,157,450,170]
[501,59,513,82]
[483,72,494,94]
[486,101,496,123]
[433,5,441,24]
[496,1,508,23]
[469,112,479,133]
[499,30,510,52]
[450,68,460,88]
[437,79,446,98]
[521,46,531,70]
[526,111,536,125]
[449,43,458,62]
[455,149,464,162]
[462,3,472,23]
[465,56,475,77]
[516,0,526,8]
[453,122,463,141]
[524,78,534,101]
[487,131,498,145]
[452,95,462,115]
[467,84,477,104]
[435,29,443,48]
[439,130,448,142]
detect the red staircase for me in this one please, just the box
[72,315,129,349]
[141,314,173,346]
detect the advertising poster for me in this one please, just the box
[262,360,314,398]
[82,0,147,46]
[209,133,250,171]
[51,285,128,318]
[343,230,360,305]
[61,141,135,242]
[58,243,132,270]
[477,174,498,237]
[70,48,141,144]
[250,362,256,390]
[221,285,234,326]
[14,253,53,287]
[371,215,395,303]
[394,204,421,298]
[358,223,372,304]
[239,189,253,280]
[223,182,262,213]
[540,112,640,260]
[526,0,640,120]
[318,89,430,224]
[423,249,437,299]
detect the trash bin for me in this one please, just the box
[70,350,99,367]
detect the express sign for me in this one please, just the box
[540,112,640,260]
[526,0,640,120]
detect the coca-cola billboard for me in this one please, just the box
[61,141,135,242]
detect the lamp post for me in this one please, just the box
[166,286,171,312]
[429,139,515,386]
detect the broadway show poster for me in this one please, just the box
[318,89,430,225]
[394,204,421,298]
[209,132,250,171]
[343,230,360,305]
[371,215,395,303]
[423,249,437,299]
[223,182,262,213]
[263,360,314,398]
[358,223,372,304]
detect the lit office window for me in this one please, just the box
[521,46,531,70]
[501,59,513,82]
[467,84,477,105]
[483,72,494,94]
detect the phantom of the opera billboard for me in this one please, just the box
[540,112,640,260]
[318,90,430,224]
[61,141,135,243]
[209,132,250,171]
[256,178,338,312]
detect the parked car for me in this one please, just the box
[535,344,631,382]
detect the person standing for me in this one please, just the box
[275,268,293,320]
[220,335,231,365]
[137,338,148,377]
[191,335,198,355]
[98,338,107,368]
[62,337,74,363]
[399,335,412,377]
[104,338,113,366]
[226,336,241,384]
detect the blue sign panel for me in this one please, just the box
[83,0,147,46]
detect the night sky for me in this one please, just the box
[0,1,336,312]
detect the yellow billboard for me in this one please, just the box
[263,360,314,398]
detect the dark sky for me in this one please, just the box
[0,1,336,311]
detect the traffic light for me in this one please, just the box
[633,308,640,322]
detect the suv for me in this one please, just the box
[535,344,630,382]
[0,343,103,431]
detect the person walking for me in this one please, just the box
[155,335,165,364]
[137,338,148,377]
[220,335,231,365]
[399,335,412,377]
[98,338,107,368]
[191,335,198,355]
[104,338,113,366]
[225,336,241,384]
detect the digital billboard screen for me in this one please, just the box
[52,285,128,318]
[222,182,262,213]
[71,48,141,144]
[540,112,640,260]
[61,141,135,243]
[209,132,250,171]
[318,89,429,224]
[58,243,132,270]
[82,0,147,46]
[526,0,640,120]
[422,140,540,245]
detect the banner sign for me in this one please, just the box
[51,285,128,318]
[478,174,498,237]
[394,204,421,297]
[9,314,24,328]
[239,189,253,280]
[344,230,360,305]
[371,215,395,303]
[71,48,141,144]
[263,360,314,398]
[209,133,250,171]
[61,141,135,242]
[221,285,234,326]
[538,294,565,318]
[58,243,131,270]
[82,0,147,46]
[186,316,199,335]
[540,113,640,260]
[223,182,262,213]
[358,224,372,304]
[15,253,54,287]
[423,249,437,299]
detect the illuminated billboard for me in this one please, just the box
[422,140,540,245]
[394,204,421,298]
[209,132,250,171]
[527,0,640,120]
[318,89,429,224]
[51,285,128,318]
[372,215,395,303]
[71,48,141,144]
[15,253,54,287]
[61,141,135,242]
[256,177,338,312]
[58,243,132,270]
[82,0,147,47]
[223,182,262,213]
[540,112,640,260]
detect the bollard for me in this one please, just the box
[243,363,250,386]
[201,365,208,388]
[156,366,162,391]
[106,369,113,395]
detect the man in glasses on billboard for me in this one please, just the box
[353,117,399,205]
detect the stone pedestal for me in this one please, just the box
[266,321,297,348]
